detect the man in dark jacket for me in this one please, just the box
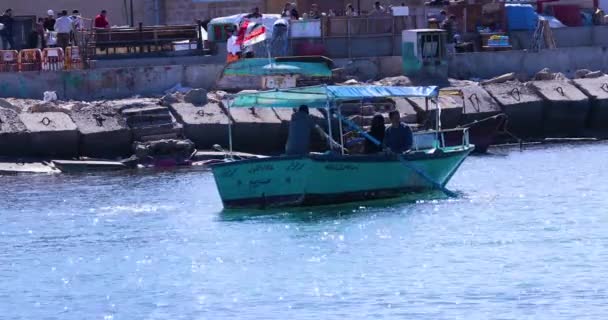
[384,110,413,153]
[0,8,15,49]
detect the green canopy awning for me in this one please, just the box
[230,85,439,108]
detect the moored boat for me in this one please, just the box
[211,85,475,209]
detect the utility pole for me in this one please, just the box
[130,0,135,27]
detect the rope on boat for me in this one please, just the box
[397,156,458,198]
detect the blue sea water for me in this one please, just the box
[1,142,608,320]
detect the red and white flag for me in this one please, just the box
[236,20,267,47]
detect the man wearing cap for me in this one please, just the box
[43,10,56,31]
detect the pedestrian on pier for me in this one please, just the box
[0,8,15,49]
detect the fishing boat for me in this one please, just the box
[215,56,335,92]
[211,85,475,209]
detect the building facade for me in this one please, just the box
[1,0,155,26]
[163,0,266,25]
[2,0,421,27]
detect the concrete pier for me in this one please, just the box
[572,76,608,135]
[227,107,284,153]
[407,94,463,129]
[455,85,502,124]
[169,102,230,150]
[529,80,589,137]
[70,105,132,158]
[484,82,545,139]
[19,112,79,157]
[0,108,29,156]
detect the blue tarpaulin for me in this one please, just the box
[506,4,538,31]
[230,85,439,108]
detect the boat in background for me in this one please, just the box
[211,85,474,209]
[215,56,335,92]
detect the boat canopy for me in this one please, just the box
[223,58,332,77]
[230,85,439,109]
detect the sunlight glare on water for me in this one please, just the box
[1,143,608,319]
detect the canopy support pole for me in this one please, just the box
[326,96,333,151]
[227,108,234,160]
[338,105,345,155]
[436,99,443,148]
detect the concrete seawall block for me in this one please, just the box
[227,107,284,154]
[484,82,545,139]
[70,106,132,158]
[0,108,29,156]
[407,95,463,129]
[572,76,608,134]
[19,112,79,157]
[451,85,502,123]
[170,102,230,150]
[530,80,589,137]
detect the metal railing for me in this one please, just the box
[413,128,470,151]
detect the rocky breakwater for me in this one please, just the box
[0,90,333,160]
[166,90,330,154]
[571,75,608,137]
[70,103,132,157]
[0,100,29,156]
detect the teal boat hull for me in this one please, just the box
[212,146,473,209]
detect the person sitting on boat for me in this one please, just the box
[384,110,413,153]
[364,114,386,154]
[226,27,241,63]
[285,105,329,156]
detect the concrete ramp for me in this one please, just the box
[70,106,132,158]
[0,108,29,156]
[530,80,589,137]
[19,112,79,157]
[484,82,545,139]
[452,85,502,124]
[572,76,608,135]
[170,102,230,150]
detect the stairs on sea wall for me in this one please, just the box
[120,105,183,142]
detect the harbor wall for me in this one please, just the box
[2,46,608,101]
[0,64,224,101]
[3,74,608,159]
[448,46,608,80]
[509,26,608,50]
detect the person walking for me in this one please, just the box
[54,10,73,50]
[0,8,15,49]
[69,10,82,46]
